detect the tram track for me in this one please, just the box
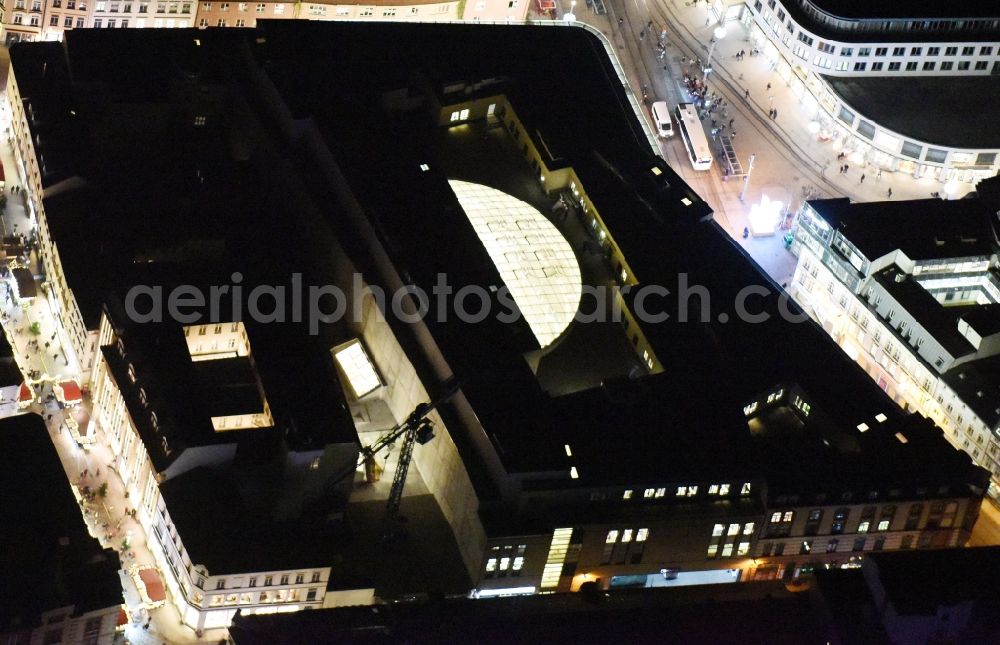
[638,0,847,201]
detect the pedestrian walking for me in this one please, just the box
[728,118,734,129]
[886,188,893,198]
[766,82,771,91]
[877,169,882,180]
[731,130,736,139]
[618,17,623,25]
[744,88,750,99]
[860,173,866,184]
[772,109,778,120]
[843,164,849,174]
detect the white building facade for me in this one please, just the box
[729,0,1000,183]
[789,201,1000,498]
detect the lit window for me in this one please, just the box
[707,544,718,557]
[877,520,890,531]
[737,542,750,555]
[485,558,496,572]
[332,339,381,398]
[727,523,740,536]
[310,457,320,470]
[687,486,699,496]
[459,108,470,120]
[654,488,666,498]
[782,511,794,522]
[719,484,730,495]
[563,444,573,457]
[636,528,648,542]
[857,422,869,432]
[677,486,687,496]
[858,521,870,533]
[605,530,619,544]
[876,413,888,423]
[621,529,633,543]
[450,111,460,122]
[623,489,633,500]
[721,544,734,557]
[801,541,812,553]
[512,557,524,571]
[741,483,751,495]
[643,488,655,498]
[708,485,719,495]
[499,557,510,570]
[770,512,782,523]
[712,524,724,537]
[569,466,579,479]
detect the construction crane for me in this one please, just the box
[328,377,460,539]
[381,377,460,540]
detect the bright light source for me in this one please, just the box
[681,197,693,206]
[564,444,573,457]
[651,166,662,176]
[449,180,582,348]
[474,586,536,598]
[894,432,908,444]
[419,163,430,172]
[748,195,783,237]
[570,466,579,479]
[943,178,960,196]
[857,422,869,432]
[875,413,888,423]
[714,26,727,40]
[332,339,381,399]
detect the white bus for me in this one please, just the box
[674,103,713,171]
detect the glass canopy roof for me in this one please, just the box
[449,180,582,348]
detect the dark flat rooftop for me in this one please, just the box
[229,581,821,645]
[783,0,1000,42]
[0,415,121,629]
[873,265,975,359]
[866,546,1000,615]
[810,0,1000,20]
[806,197,998,263]
[823,75,1000,150]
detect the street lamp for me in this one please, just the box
[739,153,756,202]
[704,26,727,78]
[564,0,576,22]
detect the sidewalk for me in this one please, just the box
[0,95,221,643]
[655,0,974,203]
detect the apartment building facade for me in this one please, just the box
[789,195,1000,498]
[2,0,526,45]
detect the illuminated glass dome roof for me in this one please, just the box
[449,180,583,348]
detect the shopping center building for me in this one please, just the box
[5,22,990,632]
[713,0,1000,185]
